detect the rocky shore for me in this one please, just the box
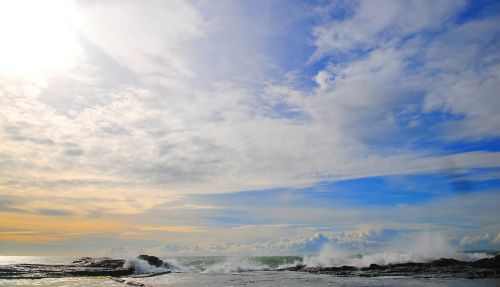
[0,254,499,279]
[279,255,500,278]
[0,255,168,279]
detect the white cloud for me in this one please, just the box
[77,0,204,89]
[312,0,465,58]
[422,18,500,139]
[102,227,499,258]
[0,0,499,219]
[494,232,500,244]
[459,233,500,250]
[311,0,500,141]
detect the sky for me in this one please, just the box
[0,0,499,256]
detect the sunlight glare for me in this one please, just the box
[0,0,80,77]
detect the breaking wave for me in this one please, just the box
[124,235,494,274]
[202,258,271,273]
[125,256,302,274]
[193,256,301,273]
[303,233,491,267]
[124,258,169,274]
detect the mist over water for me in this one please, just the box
[117,234,494,275]
[115,233,495,275]
[121,255,302,275]
[202,257,271,273]
[1,251,498,287]
[304,233,490,267]
[124,258,169,274]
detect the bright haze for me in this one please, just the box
[0,0,499,256]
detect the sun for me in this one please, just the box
[0,0,80,77]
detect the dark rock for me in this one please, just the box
[431,258,461,267]
[282,255,500,278]
[361,263,383,271]
[276,264,305,271]
[0,255,174,279]
[470,255,500,269]
[390,262,424,268]
[339,265,357,271]
[0,257,133,279]
[137,254,164,267]
[72,257,127,269]
[300,265,360,275]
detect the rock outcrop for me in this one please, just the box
[1,254,499,279]
[0,259,134,279]
[277,255,500,278]
[0,255,168,279]
[137,254,167,268]
[72,257,128,269]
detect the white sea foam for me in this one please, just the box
[126,256,270,274]
[304,232,491,267]
[277,260,303,269]
[124,258,168,274]
[164,258,200,272]
[203,257,271,273]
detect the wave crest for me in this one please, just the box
[304,233,491,267]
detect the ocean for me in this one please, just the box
[1,255,499,286]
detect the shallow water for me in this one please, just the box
[1,272,499,287]
[0,277,122,287]
[131,271,500,287]
[0,256,76,265]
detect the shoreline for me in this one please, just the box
[0,254,498,279]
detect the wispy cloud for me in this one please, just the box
[0,0,499,254]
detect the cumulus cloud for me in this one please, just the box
[100,227,499,259]
[312,0,465,57]
[104,229,379,256]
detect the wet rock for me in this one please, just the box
[72,257,127,269]
[470,255,500,269]
[137,254,165,267]
[281,256,500,278]
[361,263,383,271]
[431,258,461,267]
[0,257,134,279]
[276,264,305,271]
[0,255,176,279]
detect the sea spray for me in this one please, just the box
[202,256,304,273]
[124,258,168,274]
[202,257,271,273]
[304,232,491,267]
[156,256,304,273]
[124,256,295,274]
[162,258,201,272]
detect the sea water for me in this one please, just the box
[0,255,499,287]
